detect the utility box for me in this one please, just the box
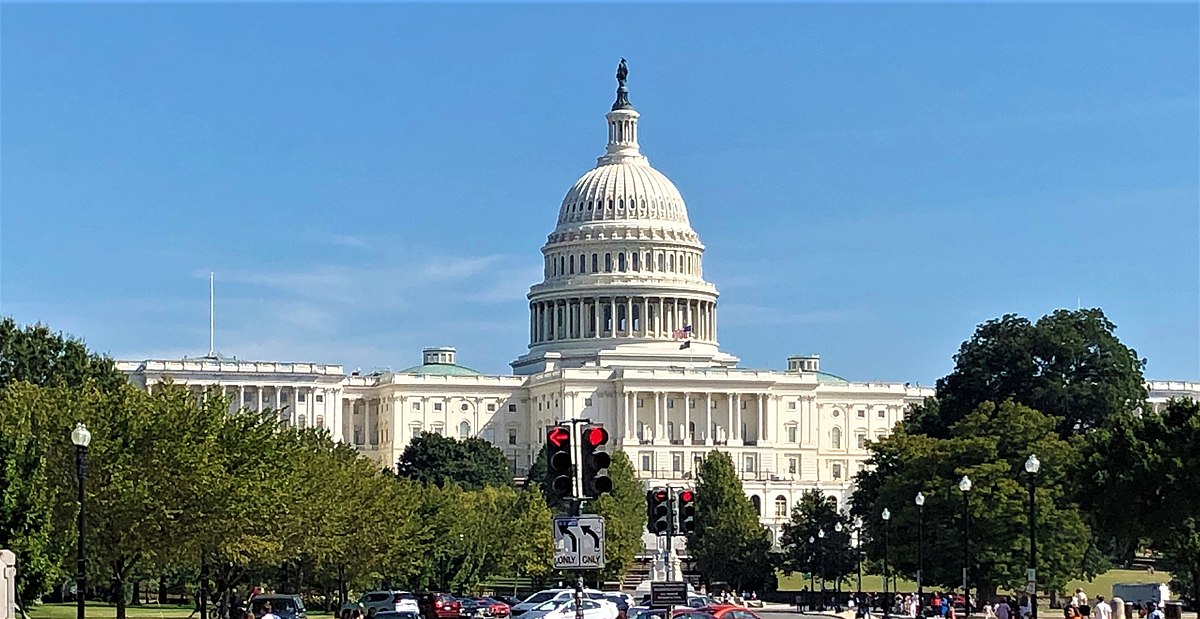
[1,549,16,619]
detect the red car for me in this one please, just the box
[672,606,762,619]
[420,593,461,619]
[475,599,511,618]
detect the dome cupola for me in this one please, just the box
[512,60,739,375]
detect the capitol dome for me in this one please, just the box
[511,60,739,375]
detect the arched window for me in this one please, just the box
[315,415,324,428]
[688,421,696,440]
[646,252,653,271]
[592,253,599,272]
[458,421,471,439]
[618,253,626,272]
[657,253,664,271]
[298,414,307,429]
[632,252,640,271]
[605,253,612,272]
[775,495,788,518]
[560,256,566,276]
[831,426,842,449]
[751,495,762,515]
[669,254,675,272]
[667,421,675,441]
[569,255,575,274]
[580,253,586,273]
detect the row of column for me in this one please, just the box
[215,384,342,435]
[530,296,716,344]
[619,391,769,445]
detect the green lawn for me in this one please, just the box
[25,604,335,619]
[779,568,1174,600]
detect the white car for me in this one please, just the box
[343,591,420,615]
[511,590,611,617]
[523,600,617,619]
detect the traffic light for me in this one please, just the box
[546,425,572,497]
[646,487,673,535]
[677,489,697,534]
[580,424,612,497]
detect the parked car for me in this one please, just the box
[522,600,616,619]
[511,590,611,617]
[251,595,307,619]
[629,607,669,619]
[420,593,463,619]
[458,598,483,619]
[671,606,761,619]
[344,591,421,615]
[476,598,512,618]
[377,612,421,619]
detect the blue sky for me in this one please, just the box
[2,4,1197,383]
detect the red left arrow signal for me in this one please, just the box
[548,426,570,447]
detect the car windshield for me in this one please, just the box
[253,599,297,613]
[525,593,559,605]
[533,601,565,611]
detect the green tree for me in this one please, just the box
[0,318,127,392]
[691,450,774,591]
[912,309,1146,439]
[853,401,1092,601]
[1081,398,1200,604]
[396,432,512,489]
[587,451,644,581]
[779,490,854,584]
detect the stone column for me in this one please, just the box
[684,392,692,444]
[705,393,713,445]
[626,297,634,337]
[256,386,263,412]
[609,298,616,337]
[759,394,768,442]
[726,395,734,444]
[642,297,650,337]
[658,297,666,337]
[734,393,743,443]
[654,392,664,443]
[593,299,600,338]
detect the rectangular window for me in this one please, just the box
[787,426,798,443]
[877,410,886,418]
[857,433,867,449]
[298,392,306,403]
[640,453,652,471]
[667,399,674,409]
[412,401,421,411]
[740,400,747,410]
[487,403,496,412]
[689,399,697,408]
[538,402,543,411]
[788,401,796,411]
[315,394,324,403]
[858,410,866,418]
[508,429,518,445]
[637,399,644,408]
[672,453,683,472]
[508,403,517,412]
[788,458,798,474]
[832,463,843,480]
[434,402,443,412]
[744,455,756,472]
[585,397,593,406]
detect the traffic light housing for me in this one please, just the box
[546,426,572,497]
[677,489,697,534]
[646,487,672,535]
[580,424,612,497]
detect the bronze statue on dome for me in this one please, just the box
[612,58,632,111]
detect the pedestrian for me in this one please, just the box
[1073,590,1088,609]
[1147,603,1163,619]
[996,598,1011,619]
[188,589,203,619]
[1094,596,1112,619]
[260,602,280,619]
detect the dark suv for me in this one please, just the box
[251,595,307,619]
[420,593,461,619]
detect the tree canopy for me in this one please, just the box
[911,309,1146,438]
[395,431,513,489]
[690,450,775,592]
[779,490,855,584]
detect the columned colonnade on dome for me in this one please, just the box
[615,389,769,446]
[529,295,716,343]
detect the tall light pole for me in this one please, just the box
[835,521,844,611]
[882,508,891,619]
[71,423,92,619]
[960,476,973,616]
[854,517,863,599]
[1025,455,1041,619]
[915,492,926,609]
[818,528,827,611]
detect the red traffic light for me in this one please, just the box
[547,426,569,447]
[680,490,694,502]
[583,426,609,447]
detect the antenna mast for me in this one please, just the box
[209,272,215,357]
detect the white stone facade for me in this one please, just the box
[117,70,1199,545]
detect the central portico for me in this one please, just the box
[512,62,738,375]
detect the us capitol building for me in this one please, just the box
[117,63,1198,546]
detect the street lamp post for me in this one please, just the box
[855,517,863,599]
[882,508,891,619]
[1026,455,1041,619]
[818,529,826,611]
[960,476,973,617]
[835,521,844,611]
[71,423,92,619]
[915,492,926,611]
[808,535,817,611]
